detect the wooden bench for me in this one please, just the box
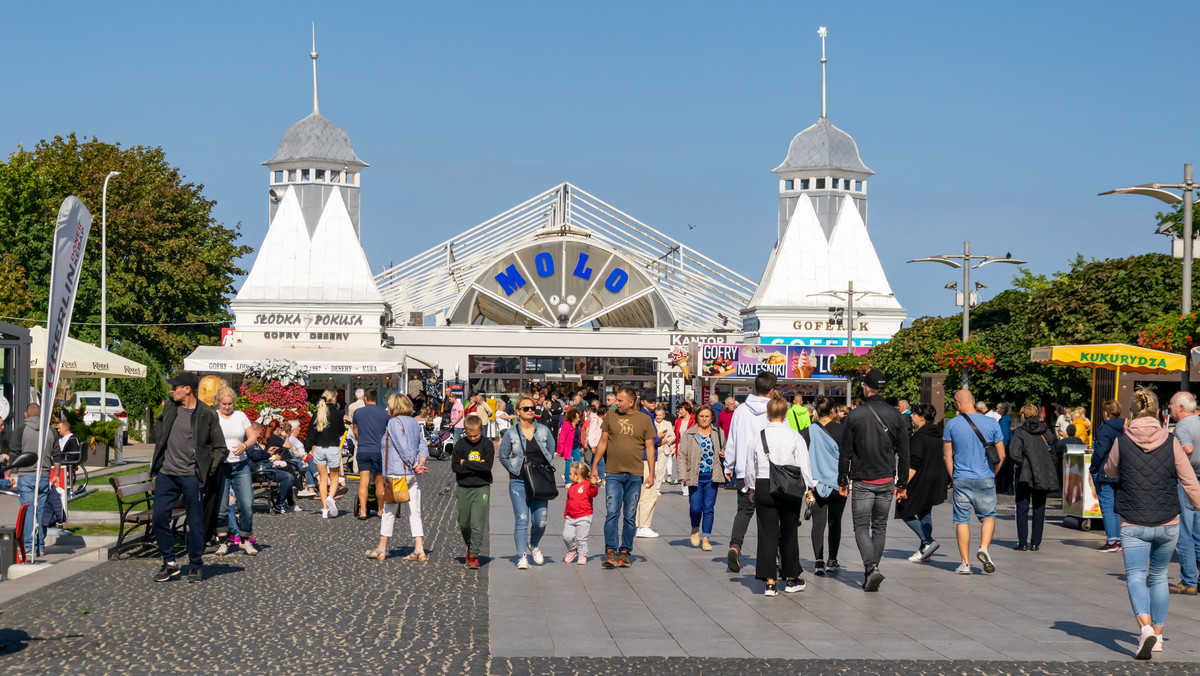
[109,472,185,559]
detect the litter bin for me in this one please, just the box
[0,527,16,580]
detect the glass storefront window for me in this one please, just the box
[524,357,560,375]
[606,357,654,376]
[469,355,522,374]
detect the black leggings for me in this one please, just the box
[810,490,846,561]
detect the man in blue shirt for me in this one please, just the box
[351,389,391,520]
[943,389,1006,576]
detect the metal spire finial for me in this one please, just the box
[818,26,828,120]
[310,22,319,115]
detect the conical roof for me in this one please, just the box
[263,112,368,169]
[773,118,872,176]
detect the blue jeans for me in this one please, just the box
[153,473,205,566]
[1122,523,1179,626]
[603,472,641,553]
[453,428,463,443]
[562,448,581,485]
[290,459,317,488]
[217,460,254,537]
[1096,481,1121,542]
[253,463,294,509]
[508,478,547,558]
[952,477,997,524]
[688,472,718,537]
[17,474,50,555]
[597,457,606,480]
[902,508,934,547]
[1178,485,1200,587]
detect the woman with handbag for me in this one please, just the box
[746,393,815,596]
[677,406,726,551]
[498,394,557,569]
[895,403,948,563]
[366,394,429,562]
[1009,403,1060,552]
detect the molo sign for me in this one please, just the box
[494,251,629,296]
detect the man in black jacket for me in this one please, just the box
[837,369,910,592]
[150,372,227,583]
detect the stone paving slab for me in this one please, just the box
[0,458,1193,674]
[488,473,1200,663]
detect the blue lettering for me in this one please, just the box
[605,268,628,293]
[494,264,526,296]
[573,253,593,280]
[534,252,554,278]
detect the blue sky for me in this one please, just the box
[2,2,1197,324]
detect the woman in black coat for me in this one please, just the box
[1008,403,1059,551]
[895,403,948,563]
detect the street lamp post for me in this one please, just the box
[101,170,120,463]
[908,242,1025,389]
[809,281,894,403]
[1100,163,1196,393]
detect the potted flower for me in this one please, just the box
[935,339,996,374]
[830,353,872,379]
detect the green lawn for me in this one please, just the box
[95,464,151,481]
[64,523,122,536]
[68,490,119,511]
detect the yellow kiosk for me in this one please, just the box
[1030,343,1186,529]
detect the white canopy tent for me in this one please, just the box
[29,326,147,379]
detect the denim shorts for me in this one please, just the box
[952,477,997,524]
[313,445,342,468]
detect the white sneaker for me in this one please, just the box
[297,489,315,497]
[239,539,259,556]
[764,583,777,597]
[783,579,806,593]
[908,547,925,563]
[516,555,529,570]
[292,504,303,512]
[215,541,229,556]
[921,540,940,561]
[955,563,972,575]
[530,548,544,565]
[321,509,329,519]
[635,527,660,539]
[325,496,338,517]
[339,477,346,486]
[1153,634,1164,653]
[1136,626,1157,660]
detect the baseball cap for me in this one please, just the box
[862,369,887,390]
[167,372,200,391]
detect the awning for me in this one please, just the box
[29,326,147,378]
[1029,343,1186,374]
[185,345,406,375]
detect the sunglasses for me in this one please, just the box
[519,406,536,412]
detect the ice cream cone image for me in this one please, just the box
[679,358,691,381]
[795,349,816,379]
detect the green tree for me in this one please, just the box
[1155,201,1200,238]
[0,134,252,369]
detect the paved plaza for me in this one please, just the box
[0,460,1195,674]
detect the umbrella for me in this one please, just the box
[1029,343,1185,375]
[28,326,147,378]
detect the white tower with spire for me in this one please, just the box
[229,28,388,351]
[741,26,906,347]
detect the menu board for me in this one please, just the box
[697,343,870,380]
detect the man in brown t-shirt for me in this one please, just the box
[592,387,655,568]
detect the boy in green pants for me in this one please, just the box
[453,414,494,569]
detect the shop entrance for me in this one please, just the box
[469,355,655,399]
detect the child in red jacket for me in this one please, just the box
[563,462,598,565]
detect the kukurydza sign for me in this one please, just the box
[697,343,870,380]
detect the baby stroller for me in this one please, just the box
[427,420,454,460]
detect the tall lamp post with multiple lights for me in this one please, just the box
[101,170,121,463]
[908,242,1025,388]
[809,281,894,403]
[1100,163,1196,393]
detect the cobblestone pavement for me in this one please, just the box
[0,461,1193,675]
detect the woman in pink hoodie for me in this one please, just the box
[558,407,582,486]
[1104,388,1200,660]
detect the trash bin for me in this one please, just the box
[0,527,16,580]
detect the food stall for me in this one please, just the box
[690,343,869,403]
[1030,343,1186,530]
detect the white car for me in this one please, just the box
[72,391,129,445]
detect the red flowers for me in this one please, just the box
[830,353,871,378]
[1138,314,1200,355]
[237,379,311,442]
[936,339,996,373]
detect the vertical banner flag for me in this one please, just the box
[33,196,93,537]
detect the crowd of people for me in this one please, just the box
[20,364,1180,663]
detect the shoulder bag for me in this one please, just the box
[381,426,411,504]
[760,430,807,503]
[521,431,560,500]
[962,415,1002,466]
